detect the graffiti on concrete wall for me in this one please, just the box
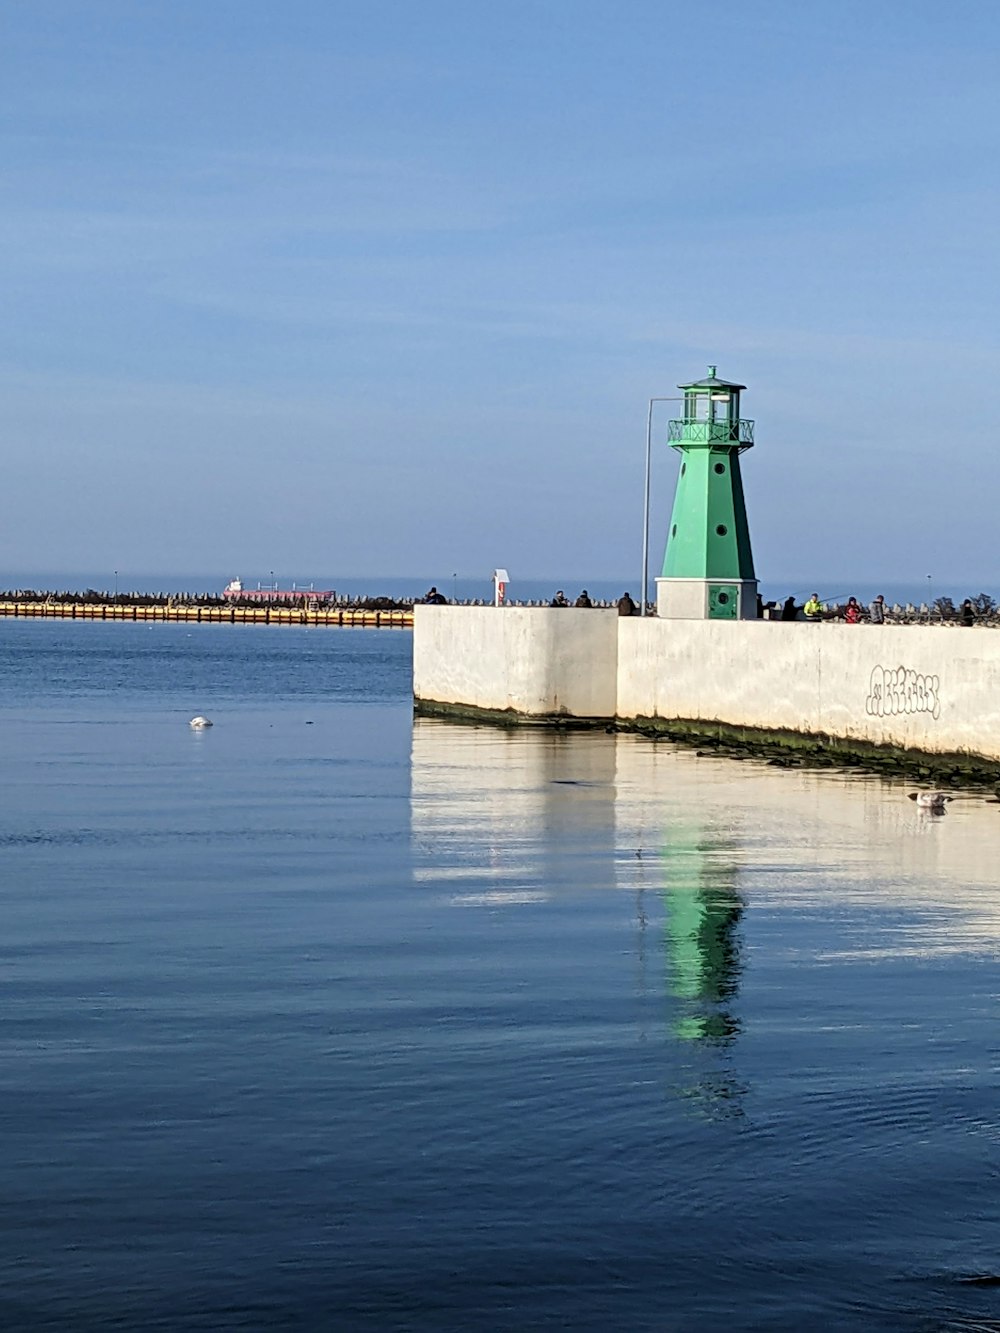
[865,665,940,720]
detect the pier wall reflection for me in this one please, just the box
[410,718,618,906]
[405,719,1000,1324]
[410,720,753,1113]
[412,718,1000,1004]
[610,734,1000,956]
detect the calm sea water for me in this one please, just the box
[3,621,1000,1331]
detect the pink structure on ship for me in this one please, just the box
[222,578,335,605]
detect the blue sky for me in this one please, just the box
[2,0,998,586]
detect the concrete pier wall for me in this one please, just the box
[413,606,618,718]
[414,607,1000,759]
[617,620,1000,759]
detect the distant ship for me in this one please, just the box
[222,578,336,605]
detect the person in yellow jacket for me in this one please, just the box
[804,593,824,619]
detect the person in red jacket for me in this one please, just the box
[844,596,862,624]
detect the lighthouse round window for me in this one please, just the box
[716,524,728,536]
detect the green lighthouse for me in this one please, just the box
[657,366,758,620]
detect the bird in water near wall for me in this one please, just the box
[189,716,214,729]
[908,791,952,811]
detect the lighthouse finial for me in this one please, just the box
[708,364,717,378]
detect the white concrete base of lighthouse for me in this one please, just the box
[656,577,759,620]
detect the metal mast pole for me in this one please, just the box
[641,399,654,616]
[641,397,683,616]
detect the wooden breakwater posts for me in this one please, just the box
[0,601,413,628]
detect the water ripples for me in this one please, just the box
[4,636,1000,1328]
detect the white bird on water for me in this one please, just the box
[908,791,952,811]
[189,716,213,729]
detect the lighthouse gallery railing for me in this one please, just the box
[667,419,755,446]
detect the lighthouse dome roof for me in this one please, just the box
[678,365,746,391]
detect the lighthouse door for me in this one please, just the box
[708,584,738,619]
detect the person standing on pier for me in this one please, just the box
[869,594,885,624]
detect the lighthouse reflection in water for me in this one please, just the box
[411,719,747,1085]
[656,829,744,1108]
[409,717,1000,1329]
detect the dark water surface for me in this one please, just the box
[3,621,1000,1330]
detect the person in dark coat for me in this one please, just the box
[550,590,569,607]
[961,599,975,627]
[617,592,637,617]
[780,596,797,622]
[575,590,593,607]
